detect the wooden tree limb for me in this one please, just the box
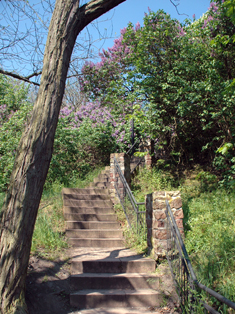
[0,69,41,86]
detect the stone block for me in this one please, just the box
[176,219,183,229]
[170,197,182,209]
[154,210,166,220]
[155,229,168,240]
[166,191,180,197]
[174,208,184,219]
[153,200,166,210]
[153,191,166,197]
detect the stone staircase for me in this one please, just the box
[89,166,111,190]
[63,187,123,248]
[62,168,168,312]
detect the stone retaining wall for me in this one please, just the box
[145,191,184,259]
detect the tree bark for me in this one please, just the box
[0,0,126,313]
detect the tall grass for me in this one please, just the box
[132,167,177,202]
[183,188,235,308]
[130,166,235,311]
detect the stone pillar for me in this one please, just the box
[144,154,152,169]
[145,191,184,259]
[110,153,130,204]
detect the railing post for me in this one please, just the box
[145,193,153,255]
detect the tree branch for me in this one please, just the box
[0,69,40,86]
[169,0,189,16]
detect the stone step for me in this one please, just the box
[64,213,117,222]
[66,221,121,230]
[72,308,163,314]
[64,206,114,214]
[68,238,124,248]
[63,199,113,207]
[63,193,111,201]
[66,229,123,239]
[70,289,163,308]
[89,182,112,189]
[70,273,159,290]
[62,188,109,195]
[93,176,109,183]
[71,258,156,274]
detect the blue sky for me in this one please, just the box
[84,0,211,55]
[0,0,212,76]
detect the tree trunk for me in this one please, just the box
[0,0,126,313]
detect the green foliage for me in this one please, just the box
[0,101,33,191]
[0,76,127,192]
[45,115,119,189]
[184,188,235,306]
[81,6,235,186]
[132,166,177,200]
[0,74,29,112]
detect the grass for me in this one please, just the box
[114,202,148,254]
[129,166,235,312]
[183,188,235,311]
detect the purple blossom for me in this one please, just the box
[135,22,141,31]
[209,2,219,12]
[120,27,127,35]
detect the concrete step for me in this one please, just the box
[63,199,113,207]
[70,273,159,290]
[66,221,121,230]
[64,206,114,214]
[66,229,123,239]
[71,257,156,274]
[68,238,124,248]
[62,188,109,195]
[70,289,163,308]
[63,193,111,201]
[64,213,117,222]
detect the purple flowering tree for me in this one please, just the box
[47,101,132,187]
[81,5,235,180]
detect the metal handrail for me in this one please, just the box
[113,156,146,232]
[165,200,235,313]
[126,137,141,156]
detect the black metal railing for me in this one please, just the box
[165,200,235,314]
[113,156,145,234]
[126,137,141,156]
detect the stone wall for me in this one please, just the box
[145,191,184,259]
[109,153,130,204]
